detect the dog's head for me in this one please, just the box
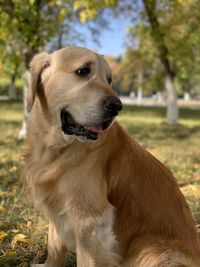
[28,46,122,142]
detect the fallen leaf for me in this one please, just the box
[11,234,32,248]
[10,229,19,234]
[0,231,8,241]
[9,165,17,173]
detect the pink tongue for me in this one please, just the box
[86,125,103,133]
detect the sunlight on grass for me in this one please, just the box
[0,101,23,122]
[0,101,200,266]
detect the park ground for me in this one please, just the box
[0,100,200,266]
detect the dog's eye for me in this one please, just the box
[75,66,91,77]
[107,77,112,85]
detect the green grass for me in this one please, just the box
[0,101,200,266]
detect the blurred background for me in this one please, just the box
[1,0,200,120]
[0,1,200,266]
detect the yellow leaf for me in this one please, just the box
[10,229,19,234]
[60,7,67,18]
[9,165,17,173]
[11,234,32,248]
[80,12,87,23]
[73,1,85,11]
[0,231,8,241]
[29,0,35,5]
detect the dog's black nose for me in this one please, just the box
[104,96,123,115]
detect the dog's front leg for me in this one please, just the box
[69,206,120,267]
[31,221,67,267]
[44,220,68,267]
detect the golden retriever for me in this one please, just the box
[24,46,200,267]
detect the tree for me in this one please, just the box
[76,0,200,124]
[126,0,200,122]
[0,0,69,65]
[0,0,72,97]
[75,0,179,123]
[160,0,200,97]
[142,0,178,124]
[123,27,164,97]
[106,56,134,95]
[0,0,117,98]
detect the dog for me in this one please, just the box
[24,46,200,267]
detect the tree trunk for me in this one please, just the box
[143,0,179,124]
[8,83,16,99]
[165,73,178,124]
[137,72,143,105]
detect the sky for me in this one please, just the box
[74,16,131,57]
[86,18,130,57]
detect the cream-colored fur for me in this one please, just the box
[24,46,200,267]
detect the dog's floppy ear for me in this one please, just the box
[27,53,50,112]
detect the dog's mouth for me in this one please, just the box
[60,109,114,140]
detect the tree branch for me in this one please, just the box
[143,0,175,78]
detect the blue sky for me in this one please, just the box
[86,18,130,57]
[75,16,131,57]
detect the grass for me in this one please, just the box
[0,101,200,266]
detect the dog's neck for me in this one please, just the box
[27,124,107,168]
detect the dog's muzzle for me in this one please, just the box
[61,96,122,140]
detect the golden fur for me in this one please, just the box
[24,46,200,267]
